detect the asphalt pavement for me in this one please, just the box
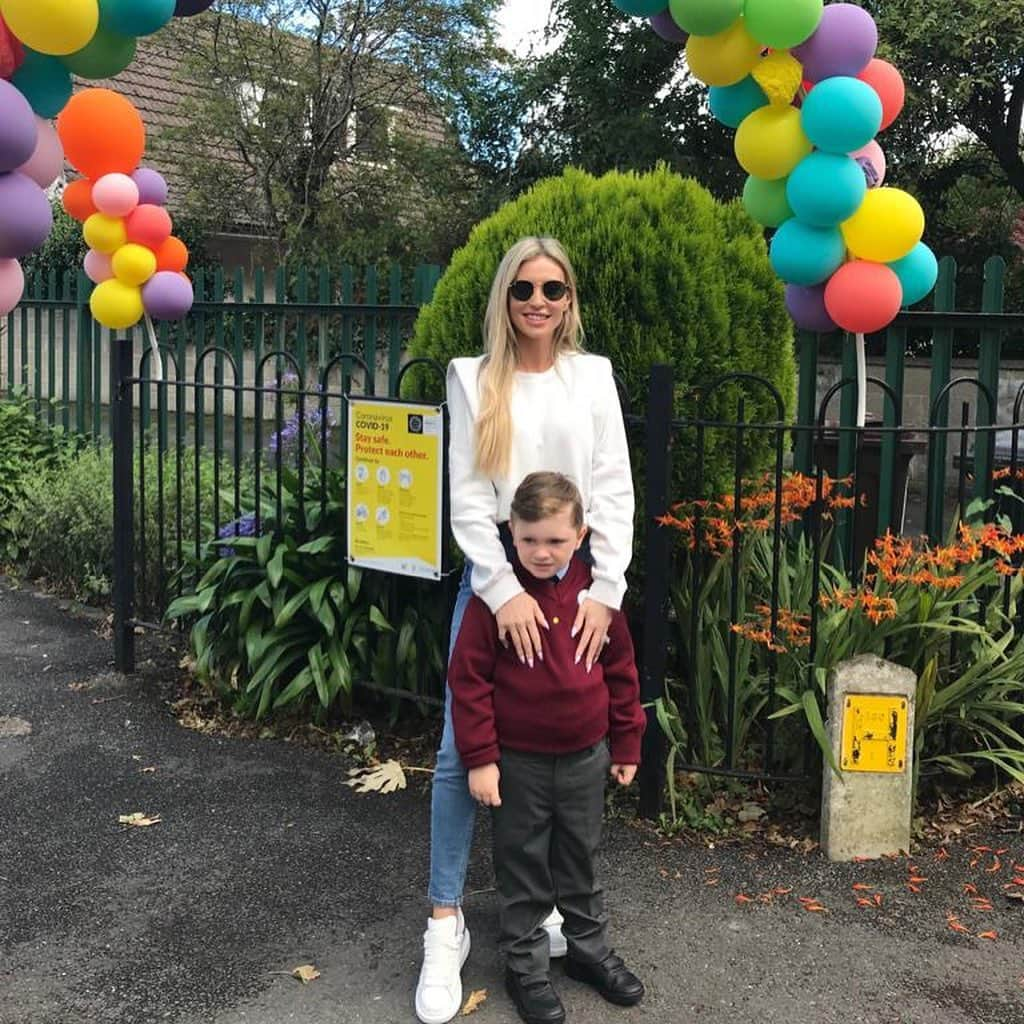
[1,579,1023,1024]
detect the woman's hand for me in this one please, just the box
[572,597,613,671]
[468,763,501,806]
[495,592,548,667]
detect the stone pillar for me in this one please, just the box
[820,654,917,862]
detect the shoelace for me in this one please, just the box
[421,931,460,979]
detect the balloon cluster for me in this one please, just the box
[615,0,938,335]
[0,0,213,316]
[57,88,193,330]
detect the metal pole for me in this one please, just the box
[638,363,673,819]
[112,337,135,674]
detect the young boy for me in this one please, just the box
[449,471,646,1024]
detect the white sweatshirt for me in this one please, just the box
[447,352,635,614]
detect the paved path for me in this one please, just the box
[1,581,1023,1024]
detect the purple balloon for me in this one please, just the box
[132,167,169,206]
[143,271,194,320]
[0,80,39,174]
[785,283,838,334]
[0,172,53,259]
[174,0,215,14]
[792,4,877,83]
[649,10,688,43]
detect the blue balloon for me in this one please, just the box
[889,242,938,306]
[100,0,176,36]
[770,219,846,286]
[786,152,867,227]
[709,76,768,130]
[801,77,882,154]
[10,51,73,119]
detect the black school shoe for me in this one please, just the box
[566,952,645,1006]
[505,968,566,1024]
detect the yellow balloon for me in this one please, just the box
[0,0,99,56]
[841,188,925,263]
[83,213,127,255]
[90,279,143,330]
[734,106,811,181]
[112,243,158,287]
[686,18,762,87]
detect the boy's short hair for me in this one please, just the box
[510,472,584,529]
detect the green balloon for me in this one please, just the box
[62,28,137,80]
[668,0,742,36]
[743,176,793,229]
[99,0,176,37]
[744,0,823,50]
[10,50,73,118]
[614,0,669,15]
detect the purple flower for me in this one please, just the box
[268,406,337,455]
[217,511,258,556]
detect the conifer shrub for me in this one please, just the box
[408,166,796,503]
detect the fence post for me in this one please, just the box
[112,337,135,674]
[793,330,819,476]
[974,256,1006,501]
[925,258,957,539]
[638,363,673,819]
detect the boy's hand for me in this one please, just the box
[610,763,637,786]
[468,763,501,806]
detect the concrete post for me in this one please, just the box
[820,654,917,862]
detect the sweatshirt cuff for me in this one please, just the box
[460,744,501,770]
[588,576,626,612]
[479,568,525,615]
[609,733,642,765]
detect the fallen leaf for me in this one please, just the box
[771,886,793,896]
[705,878,720,887]
[986,856,1002,874]
[852,883,874,892]
[852,856,874,863]
[802,903,827,913]
[908,884,921,894]
[936,848,949,860]
[734,893,753,904]
[947,913,970,935]
[344,760,407,794]
[118,812,161,827]
[976,931,998,941]
[461,989,487,1015]
[908,875,927,884]
[856,897,875,908]
[873,893,883,907]
[292,965,320,984]
[963,883,978,895]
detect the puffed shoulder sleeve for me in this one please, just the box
[447,360,524,614]
[586,357,634,610]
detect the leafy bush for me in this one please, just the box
[167,433,445,720]
[407,165,796,495]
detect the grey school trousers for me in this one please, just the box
[491,742,611,980]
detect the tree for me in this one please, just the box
[162,0,506,264]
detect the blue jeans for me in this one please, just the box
[427,562,477,907]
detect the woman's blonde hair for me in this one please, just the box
[475,237,584,478]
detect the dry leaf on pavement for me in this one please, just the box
[461,989,487,1015]
[344,760,407,794]
[118,812,161,827]
[292,964,321,983]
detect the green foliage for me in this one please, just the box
[166,445,445,720]
[409,166,795,494]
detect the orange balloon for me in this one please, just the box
[56,88,145,180]
[154,235,188,273]
[62,178,97,222]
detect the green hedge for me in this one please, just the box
[408,165,796,498]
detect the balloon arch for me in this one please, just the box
[621,0,937,426]
[0,0,214,372]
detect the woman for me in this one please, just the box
[415,237,635,1024]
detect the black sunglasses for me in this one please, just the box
[508,279,569,302]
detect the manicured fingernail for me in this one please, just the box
[570,627,577,638]
[527,658,534,668]
[538,651,544,661]
[574,654,580,665]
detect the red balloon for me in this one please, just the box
[0,15,25,79]
[857,59,905,130]
[824,261,903,334]
[62,177,97,222]
[125,203,172,250]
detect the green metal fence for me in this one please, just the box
[1,261,443,444]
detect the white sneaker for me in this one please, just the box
[542,907,567,958]
[415,909,471,1024]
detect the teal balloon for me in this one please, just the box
[668,0,742,36]
[801,76,882,154]
[10,50,73,119]
[709,76,768,129]
[613,0,668,15]
[99,0,176,36]
[769,219,846,286]
[786,152,866,227]
[62,28,137,80]
[743,176,792,228]
[889,242,938,305]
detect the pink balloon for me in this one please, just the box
[16,116,63,190]
[849,139,886,189]
[92,173,140,217]
[83,248,113,284]
[0,257,25,315]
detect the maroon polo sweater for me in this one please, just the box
[449,554,646,769]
